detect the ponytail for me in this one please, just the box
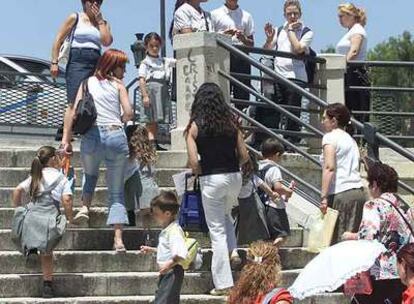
[356,8,367,26]
[169,0,188,42]
[29,146,56,199]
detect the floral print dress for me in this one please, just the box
[357,192,411,280]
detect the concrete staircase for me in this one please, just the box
[0,140,350,303]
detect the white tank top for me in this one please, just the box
[72,13,101,50]
[87,76,122,126]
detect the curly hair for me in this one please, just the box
[184,83,239,137]
[228,241,282,304]
[126,125,157,166]
[367,162,399,193]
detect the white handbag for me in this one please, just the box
[58,13,79,65]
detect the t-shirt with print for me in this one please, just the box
[157,221,188,268]
[138,56,176,82]
[258,159,286,209]
[173,3,213,35]
[239,174,264,199]
[267,22,313,82]
[211,5,254,45]
[321,128,363,195]
[18,167,73,203]
[336,23,367,61]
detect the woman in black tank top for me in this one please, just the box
[185,83,248,295]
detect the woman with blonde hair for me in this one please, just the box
[228,241,293,304]
[336,3,370,122]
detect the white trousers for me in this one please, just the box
[199,172,242,289]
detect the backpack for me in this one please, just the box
[261,288,283,304]
[276,26,317,84]
[72,79,97,135]
[256,164,276,205]
[180,232,201,270]
[179,174,209,233]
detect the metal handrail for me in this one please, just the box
[231,98,321,113]
[348,60,414,68]
[217,38,414,164]
[347,86,414,93]
[236,45,326,64]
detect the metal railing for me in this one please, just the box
[217,38,414,203]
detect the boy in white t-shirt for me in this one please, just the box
[258,138,295,246]
[140,191,187,304]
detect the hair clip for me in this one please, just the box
[254,256,263,263]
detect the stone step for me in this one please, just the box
[0,167,181,188]
[0,247,316,274]
[0,294,350,304]
[0,270,300,298]
[0,149,187,169]
[0,227,303,251]
[0,207,164,229]
[0,187,175,208]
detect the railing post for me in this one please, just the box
[363,122,380,161]
[317,54,347,104]
[171,32,231,150]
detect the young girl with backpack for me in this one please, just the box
[138,32,176,150]
[12,146,75,298]
[228,241,293,304]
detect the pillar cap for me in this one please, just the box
[173,32,231,50]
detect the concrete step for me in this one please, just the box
[0,295,226,304]
[0,149,187,169]
[0,227,304,251]
[0,247,315,274]
[0,167,181,188]
[0,207,164,229]
[0,294,350,304]
[0,270,301,298]
[0,187,175,208]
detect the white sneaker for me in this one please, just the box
[210,288,231,296]
[72,206,89,225]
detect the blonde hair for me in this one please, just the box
[284,0,302,15]
[127,125,157,166]
[338,3,367,26]
[228,241,282,304]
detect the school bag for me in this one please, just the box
[256,164,276,205]
[276,26,317,84]
[181,232,201,270]
[261,288,283,304]
[179,174,209,233]
[72,79,97,135]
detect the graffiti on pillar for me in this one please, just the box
[183,49,198,111]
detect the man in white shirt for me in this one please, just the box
[258,0,313,146]
[212,0,254,108]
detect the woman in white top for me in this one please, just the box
[320,103,366,244]
[51,0,113,139]
[62,49,133,252]
[336,3,370,123]
[169,0,212,41]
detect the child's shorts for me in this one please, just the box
[124,170,142,211]
[266,207,291,239]
[140,79,170,124]
[154,265,184,304]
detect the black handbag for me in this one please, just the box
[73,79,97,135]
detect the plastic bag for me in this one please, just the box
[307,208,339,253]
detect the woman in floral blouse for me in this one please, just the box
[342,162,411,304]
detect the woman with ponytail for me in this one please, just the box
[320,103,366,244]
[398,243,414,304]
[336,3,370,123]
[12,146,74,298]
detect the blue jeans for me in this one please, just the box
[80,126,129,225]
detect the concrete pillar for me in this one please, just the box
[170,32,231,151]
[317,54,347,104]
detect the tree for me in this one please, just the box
[320,45,336,54]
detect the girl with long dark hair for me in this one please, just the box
[185,82,248,295]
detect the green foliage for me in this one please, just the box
[320,45,336,54]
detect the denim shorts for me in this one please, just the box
[65,48,100,104]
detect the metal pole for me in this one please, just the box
[160,0,166,57]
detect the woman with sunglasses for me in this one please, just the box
[51,0,113,143]
[336,3,370,123]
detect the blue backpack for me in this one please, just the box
[179,174,209,233]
